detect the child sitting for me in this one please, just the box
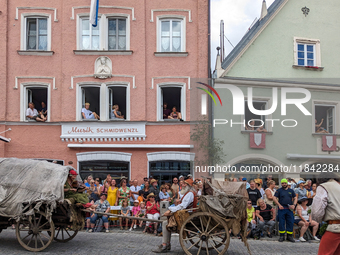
[130,200,140,231]
[139,202,146,228]
[137,190,144,204]
[120,199,130,230]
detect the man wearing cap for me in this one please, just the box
[272,179,297,242]
[242,177,250,189]
[153,179,197,253]
[149,179,160,202]
[81,102,100,120]
[187,174,193,180]
[312,173,340,255]
[64,169,89,205]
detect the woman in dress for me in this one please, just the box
[107,179,118,223]
[168,106,182,120]
[117,178,131,206]
[165,183,175,201]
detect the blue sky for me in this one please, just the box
[211,0,275,69]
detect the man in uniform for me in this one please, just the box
[312,173,340,255]
[153,179,197,253]
[272,178,297,242]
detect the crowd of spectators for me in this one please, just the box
[83,174,203,234]
[243,176,321,242]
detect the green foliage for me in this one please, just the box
[319,223,328,236]
[190,117,226,166]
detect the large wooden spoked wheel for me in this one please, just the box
[179,212,230,255]
[16,210,55,252]
[52,225,79,243]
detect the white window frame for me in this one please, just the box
[241,97,273,132]
[156,15,186,52]
[157,83,186,121]
[20,13,52,51]
[294,37,321,67]
[76,83,102,121]
[77,14,130,51]
[313,101,338,134]
[77,15,102,50]
[76,82,131,121]
[20,83,51,122]
[106,82,130,121]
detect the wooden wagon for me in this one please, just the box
[0,158,85,252]
[174,179,250,255]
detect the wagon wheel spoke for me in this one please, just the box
[207,222,220,235]
[34,234,38,249]
[40,232,50,240]
[26,234,34,246]
[55,227,61,239]
[188,239,201,250]
[205,216,211,232]
[33,213,37,227]
[199,216,204,232]
[184,236,200,242]
[205,240,209,254]
[196,240,202,255]
[38,221,49,230]
[65,229,72,238]
[22,234,31,241]
[208,239,220,254]
[37,214,43,227]
[210,236,225,245]
[37,234,45,247]
[184,228,200,236]
[190,220,201,233]
[61,228,64,240]
[209,231,226,237]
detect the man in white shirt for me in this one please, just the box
[130,179,141,205]
[312,173,340,255]
[81,102,100,120]
[26,102,45,122]
[153,179,196,253]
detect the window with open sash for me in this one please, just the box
[108,86,127,120]
[315,105,335,134]
[81,87,100,120]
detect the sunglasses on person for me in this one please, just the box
[247,202,252,204]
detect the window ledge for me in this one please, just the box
[292,65,324,71]
[162,119,184,122]
[73,50,133,56]
[109,119,126,121]
[312,133,340,136]
[154,52,188,57]
[81,119,99,122]
[17,50,54,56]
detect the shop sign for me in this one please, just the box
[61,122,146,140]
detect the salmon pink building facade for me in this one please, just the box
[0,0,209,182]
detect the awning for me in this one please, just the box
[0,135,10,143]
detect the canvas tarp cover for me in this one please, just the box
[0,158,71,219]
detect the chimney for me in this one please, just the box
[260,0,268,20]
[214,47,224,78]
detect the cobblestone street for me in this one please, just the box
[0,228,320,255]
